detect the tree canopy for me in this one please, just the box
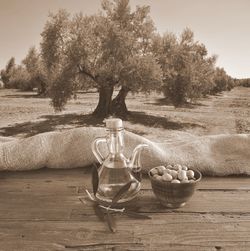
[154,28,218,106]
[40,0,162,116]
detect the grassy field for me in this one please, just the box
[0,87,249,141]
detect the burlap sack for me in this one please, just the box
[0,127,249,176]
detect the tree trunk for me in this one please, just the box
[93,86,114,118]
[37,79,47,97]
[111,86,130,118]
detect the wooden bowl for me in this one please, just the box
[148,169,202,208]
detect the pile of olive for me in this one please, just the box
[149,164,196,183]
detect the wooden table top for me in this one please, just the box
[0,168,250,251]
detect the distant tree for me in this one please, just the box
[40,9,73,102]
[156,28,217,106]
[22,46,46,94]
[40,0,162,117]
[0,57,16,88]
[240,78,250,87]
[8,65,31,91]
[211,67,236,94]
[22,47,39,75]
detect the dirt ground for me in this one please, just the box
[0,87,249,141]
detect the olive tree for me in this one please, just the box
[40,0,162,117]
[156,28,217,106]
[22,46,46,94]
[0,57,16,88]
[8,65,31,91]
[40,9,71,98]
[211,67,236,94]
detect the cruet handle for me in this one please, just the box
[91,137,107,164]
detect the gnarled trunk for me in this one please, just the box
[93,86,114,118]
[111,86,130,117]
[38,82,47,96]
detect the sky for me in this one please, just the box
[0,0,249,79]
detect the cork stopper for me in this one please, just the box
[105,118,123,129]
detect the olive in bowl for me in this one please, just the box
[148,165,202,208]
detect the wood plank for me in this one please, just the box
[194,176,250,190]
[0,189,250,221]
[0,168,91,180]
[0,168,92,195]
[1,175,250,199]
[1,169,250,251]
[0,214,250,251]
[2,168,250,190]
[74,189,250,216]
[140,175,250,190]
[0,171,250,221]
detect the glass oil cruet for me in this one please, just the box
[91,118,148,203]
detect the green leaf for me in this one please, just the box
[106,211,116,233]
[111,180,134,206]
[92,163,99,196]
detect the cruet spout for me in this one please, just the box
[128,144,148,171]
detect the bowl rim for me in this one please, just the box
[148,167,202,184]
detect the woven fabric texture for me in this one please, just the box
[0,127,249,176]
